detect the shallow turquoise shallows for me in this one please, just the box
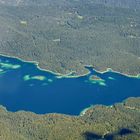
[0,55,140,115]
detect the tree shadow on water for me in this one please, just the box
[83,128,134,140]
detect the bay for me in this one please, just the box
[0,55,139,115]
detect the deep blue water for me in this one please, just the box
[0,55,140,115]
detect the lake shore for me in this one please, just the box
[0,53,140,79]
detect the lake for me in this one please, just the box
[0,55,140,115]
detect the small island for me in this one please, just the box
[89,75,106,86]
[0,62,21,69]
[23,75,46,81]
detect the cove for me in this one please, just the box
[0,55,140,115]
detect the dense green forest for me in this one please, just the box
[0,0,140,76]
[0,97,139,140]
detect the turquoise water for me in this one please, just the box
[0,55,140,115]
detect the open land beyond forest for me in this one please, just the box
[0,0,140,76]
[0,97,139,140]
